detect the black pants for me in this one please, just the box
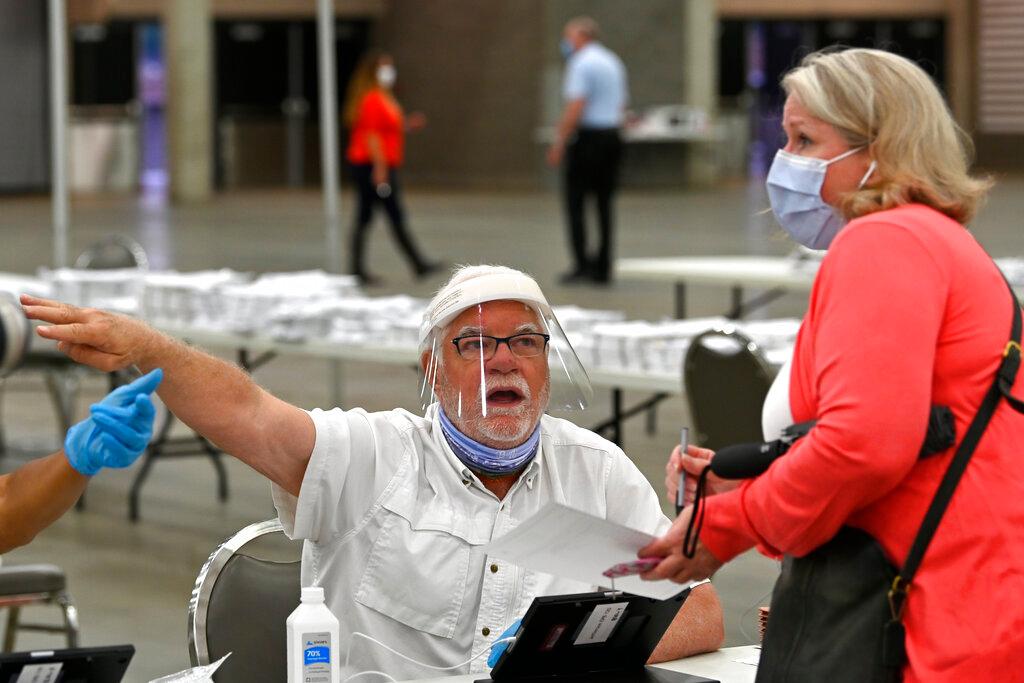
[564,128,623,281]
[349,163,427,276]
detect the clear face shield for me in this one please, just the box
[419,298,592,442]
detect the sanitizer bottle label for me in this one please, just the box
[302,631,332,682]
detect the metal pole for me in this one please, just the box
[286,22,306,188]
[316,0,342,274]
[49,0,69,268]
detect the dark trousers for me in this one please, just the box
[349,163,427,276]
[564,128,623,280]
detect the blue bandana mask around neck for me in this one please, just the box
[438,407,540,477]
[765,147,875,250]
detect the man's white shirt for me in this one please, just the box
[272,403,670,680]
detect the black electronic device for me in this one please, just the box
[0,645,134,682]
[477,588,718,683]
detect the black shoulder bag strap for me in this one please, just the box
[885,276,1024,668]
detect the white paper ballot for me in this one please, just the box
[483,503,692,600]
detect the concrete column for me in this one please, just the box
[946,0,975,133]
[682,0,718,185]
[164,0,212,202]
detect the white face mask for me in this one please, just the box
[765,147,876,250]
[376,64,396,88]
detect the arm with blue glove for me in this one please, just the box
[0,369,162,553]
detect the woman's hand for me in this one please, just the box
[406,111,427,131]
[638,505,724,584]
[664,444,739,506]
[372,162,389,187]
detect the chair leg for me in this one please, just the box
[4,606,20,652]
[58,592,79,648]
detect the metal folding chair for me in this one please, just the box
[188,519,302,682]
[0,564,79,651]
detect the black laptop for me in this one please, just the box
[478,588,718,683]
[0,645,134,683]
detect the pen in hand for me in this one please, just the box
[676,427,689,515]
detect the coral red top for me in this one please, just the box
[702,204,1024,681]
[346,88,404,167]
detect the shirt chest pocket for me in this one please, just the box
[353,495,476,639]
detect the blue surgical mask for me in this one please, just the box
[438,408,540,476]
[766,147,876,250]
[559,38,574,60]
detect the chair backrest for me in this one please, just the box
[683,327,774,449]
[188,519,302,682]
[74,235,149,271]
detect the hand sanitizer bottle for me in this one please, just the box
[287,586,340,683]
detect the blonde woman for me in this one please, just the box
[646,48,1023,681]
[343,51,439,286]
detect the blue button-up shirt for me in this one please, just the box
[563,42,628,129]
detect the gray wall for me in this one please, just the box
[379,0,693,188]
[0,1,49,191]
[379,1,547,188]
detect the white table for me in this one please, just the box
[398,645,760,682]
[615,255,819,319]
[616,255,1024,319]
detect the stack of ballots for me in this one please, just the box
[40,267,143,315]
[139,269,249,328]
[274,294,424,346]
[583,317,800,377]
[218,270,362,339]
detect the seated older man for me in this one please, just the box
[21,265,723,679]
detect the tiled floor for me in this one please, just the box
[1,175,1021,680]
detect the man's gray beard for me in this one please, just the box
[439,377,550,448]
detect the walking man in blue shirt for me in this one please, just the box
[547,16,627,285]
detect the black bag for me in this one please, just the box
[757,528,899,682]
[755,277,1024,683]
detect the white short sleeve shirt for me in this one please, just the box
[272,403,670,680]
[563,42,628,128]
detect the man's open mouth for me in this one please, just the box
[486,387,525,406]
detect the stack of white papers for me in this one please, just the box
[483,503,696,600]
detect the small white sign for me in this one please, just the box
[16,662,63,683]
[574,602,628,645]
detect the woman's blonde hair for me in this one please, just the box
[343,50,386,128]
[782,48,992,224]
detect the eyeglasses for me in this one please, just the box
[451,332,551,360]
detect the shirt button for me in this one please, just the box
[490,564,499,573]
[482,627,491,636]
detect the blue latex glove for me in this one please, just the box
[487,618,522,668]
[64,369,163,476]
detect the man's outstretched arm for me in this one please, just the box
[21,295,314,495]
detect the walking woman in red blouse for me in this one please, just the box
[343,51,439,286]
[645,49,1024,681]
